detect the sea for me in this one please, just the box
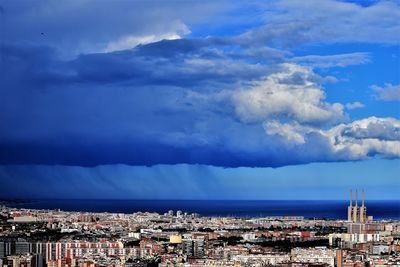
[2,199,400,220]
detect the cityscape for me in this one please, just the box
[1,0,400,266]
[0,191,400,266]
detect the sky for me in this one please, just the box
[0,0,399,200]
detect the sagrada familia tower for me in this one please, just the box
[347,190,368,223]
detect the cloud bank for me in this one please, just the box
[0,0,399,168]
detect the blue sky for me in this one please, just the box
[0,0,399,199]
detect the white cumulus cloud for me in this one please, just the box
[263,117,400,160]
[231,63,345,124]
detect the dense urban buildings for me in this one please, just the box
[2,0,399,266]
[0,197,399,266]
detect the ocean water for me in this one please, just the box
[3,199,400,220]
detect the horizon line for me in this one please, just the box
[2,198,400,201]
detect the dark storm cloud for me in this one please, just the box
[1,39,271,88]
[0,0,229,56]
[1,38,399,167]
[0,0,399,168]
[0,40,272,167]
